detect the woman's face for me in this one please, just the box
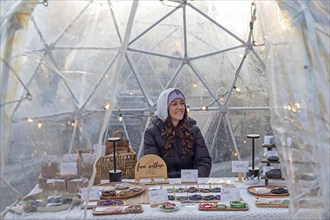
[168,98,185,126]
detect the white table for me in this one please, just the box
[5,178,290,220]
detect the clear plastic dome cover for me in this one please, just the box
[1,0,329,219]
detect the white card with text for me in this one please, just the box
[60,161,77,175]
[81,186,100,201]
[181,169,198,182]
[148,189,168,206]
[232,161,249,173]
[267,150,278,157]
[221,187,240,201]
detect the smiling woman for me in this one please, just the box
[143,88,212,178]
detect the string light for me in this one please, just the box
[27,118,33,122]
[38,122,42,128]
[118,109,123,122]
[201,106,208,111]
[104,103,110,110]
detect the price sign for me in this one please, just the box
[148,189,168,206]
[232,161,249,172]
[181,169,198,183]
[60,161,77,175]
[264,136,275,144]
[263,166,274,175]
[267,151,278,157]
[63,154,78,162]
[221,187,240,201]
[81,186,100,201]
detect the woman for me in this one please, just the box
[143,88,212,178]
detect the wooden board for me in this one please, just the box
[93,205,143,215]
[98,182,146,200]
[247,185,289,197]
[255,197,289,208]
[255,203,288,208]
[198,202,248,211]
[81,200,126,209]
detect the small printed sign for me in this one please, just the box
[232,161,249,173]
[264,135,275,144]
[148,189,168,206]
[221,187,240,201]
[181,169,198,183]
[81,186,100,201]
[263,166,274,175]
[266,150,278,157]
[63,154,78,162]
[60,161,77,175]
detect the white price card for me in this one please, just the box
[232,161,249,173]
[262,166,274,175]
[81,186,100,201]
[148,189,168,206]
[63,154,78,162]
[60,161,77,175]
[140,178,152,183]
[181,169,198,183]
[221,187,240,201]
[264,136,275,144]
[266,150,278,157]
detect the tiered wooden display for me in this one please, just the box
[94,131,137,185]
[261,144,285,185]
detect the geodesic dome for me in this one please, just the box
[1,0,329,219]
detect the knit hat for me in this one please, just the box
[156,88,186,121]
[167,89,185,105]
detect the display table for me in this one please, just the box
[5,178,290,220]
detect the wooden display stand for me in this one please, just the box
[135,155,168,184]
[261,144,285,185]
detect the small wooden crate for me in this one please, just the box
[94,146,136,185]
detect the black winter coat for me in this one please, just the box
[143,117,212,178]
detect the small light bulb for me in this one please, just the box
[119,113,122,122]
[38,122,42,128]
[201,106,207,111]
[27,118,33,122]
[104,103,110,110]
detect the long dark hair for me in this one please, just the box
[163,108,194,155]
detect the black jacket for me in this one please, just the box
[143,117,212,178]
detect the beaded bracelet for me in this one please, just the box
[189,194,203,201]
[200,203,215,209]
[216,204,227,209]
[230,201,246,208]
[97,199,124,206]
[211,187,221,193]
[202,195,214,201]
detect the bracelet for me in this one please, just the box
[189,194,203,201]
[202,195,214,201]
[230,201,246,208]
[215,204,227,209]
[200,203,215,209]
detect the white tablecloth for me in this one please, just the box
[5,178,291,220]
